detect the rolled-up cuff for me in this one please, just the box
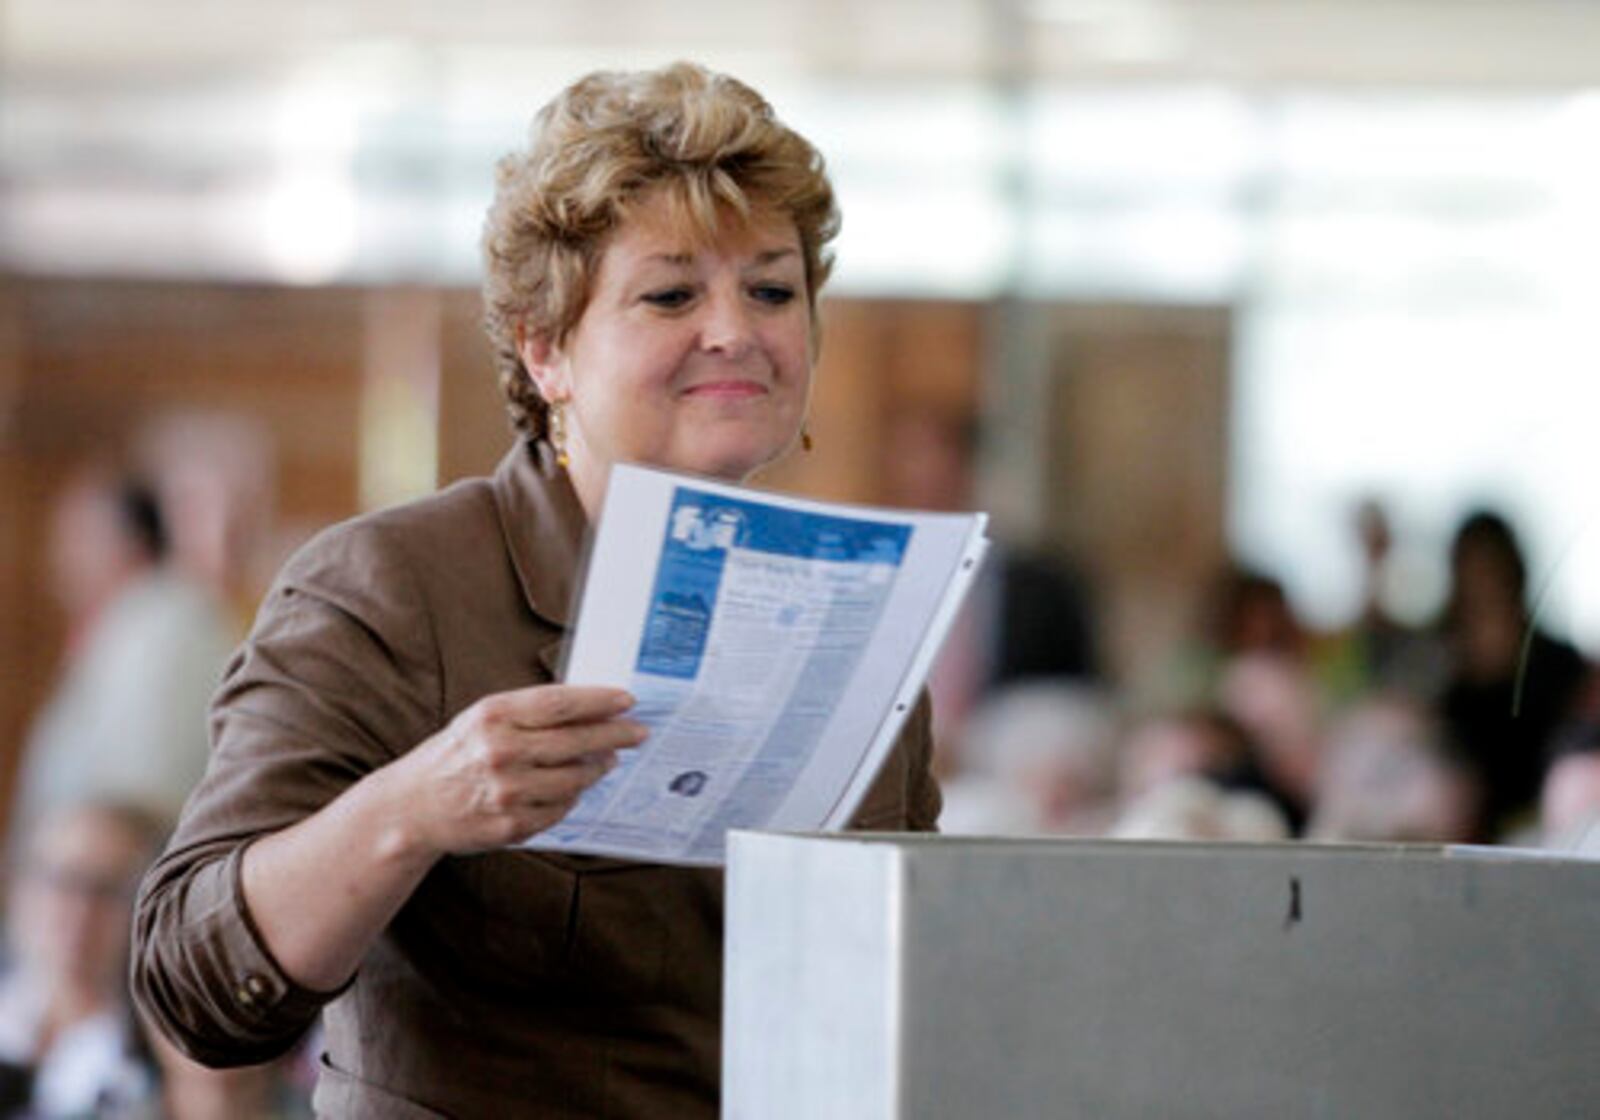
[181,841,353,1041]
[233,838,354,1012]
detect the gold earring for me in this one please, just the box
[549,402,570,469]
[800,424,813,453]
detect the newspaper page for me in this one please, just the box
[524,463,988,865]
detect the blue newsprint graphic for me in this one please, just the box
[635,490,911,680]
[542,485,916,857]
[634,512,728,679]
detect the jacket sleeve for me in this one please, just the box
[130,518,443,1068]
[904,692,943,832]
[847,691,943,833]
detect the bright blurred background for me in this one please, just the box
[3,0,1599,820]
[5,7,1600,1108]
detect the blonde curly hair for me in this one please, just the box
[481,62,841,439]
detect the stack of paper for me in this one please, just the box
[526,464,988,865]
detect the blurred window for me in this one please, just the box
[4,64,1596,646]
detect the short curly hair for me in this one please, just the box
[481,62,841,439]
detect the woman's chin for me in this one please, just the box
[662,433,796,482]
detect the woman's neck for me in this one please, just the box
[563,451,607,523]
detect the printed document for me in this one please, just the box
[524,463,988,865]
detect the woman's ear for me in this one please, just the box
[516,322,571,403]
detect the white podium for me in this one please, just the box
[724,832,1600,1119]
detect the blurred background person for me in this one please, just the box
[1146,562,1306,714]
[0,798,309,1118]
[1117,706,1258,805]
[883,408,1100,775]
[8,468,235,851]
[1306,695,1479,844]
[135,411,279,632]
[143,1027,314,1120]
[1534,723,1600,855]
[1436,509,1590,839]
[0,800,165,1117]
[1215,652,1325,834]
[1114,705,1293,838]
[1208,565,1306,665]
[1318,497,1446,703]
[1109,777,1290,843]
[938,682,1120,837]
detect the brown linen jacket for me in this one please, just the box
[131,439,941,1119]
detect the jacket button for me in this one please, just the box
[237,973,269,1009]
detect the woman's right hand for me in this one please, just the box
[234,684,645,994]
[389,684,647,857]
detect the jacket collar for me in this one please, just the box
[490,438,589,632]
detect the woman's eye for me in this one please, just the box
[750,284,796,306]
[644,287,694,309]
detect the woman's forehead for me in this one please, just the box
[31,808,150,872]
[606,187,800,264]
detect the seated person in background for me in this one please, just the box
[1437,510,1590,839]
[0,800,165,1117]
[1113,707,1291,841]
[1144,559,1350,789]
[1121,703,1294,813]
[143,1026,314,1120]
[10,468,235,850]
[882,409,1100,775]
[1118,707,1253,804]
[938,683,1120,837]
[1216,652,1324,833]
[1154,563,1306,706]
[1314,498,1449,705]
[1108,778,1289,843]
[1306,695,1479,844]
[1537,724,1600,855]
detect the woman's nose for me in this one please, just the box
[698,287,755,358]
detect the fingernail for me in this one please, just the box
[613,691,636,712]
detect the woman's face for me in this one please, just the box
[11,808,146,995]
[523,190,813,504]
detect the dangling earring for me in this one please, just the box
[800,423,814,453]
[549,401,571,469]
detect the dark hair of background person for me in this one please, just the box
[1447,509,1526,604]
[115,479,170,565]
[1205,563,1304,659]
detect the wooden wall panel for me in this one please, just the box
[761,298,982,505]
[437,289,515,487]
[10,281,365,525]
[0,281,35,820]
[1044,304,1232,690]
[0,279,368,832]
[882,299,981,412]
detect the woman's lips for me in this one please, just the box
[681,380,768,398]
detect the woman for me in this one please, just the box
[1,801,165,1116]
[131,63,940,1117]
[1439,510,1588,837]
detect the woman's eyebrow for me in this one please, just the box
[641,249,796,267]
[747,248,799,268]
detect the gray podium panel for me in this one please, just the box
[724,833,1600,1120]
